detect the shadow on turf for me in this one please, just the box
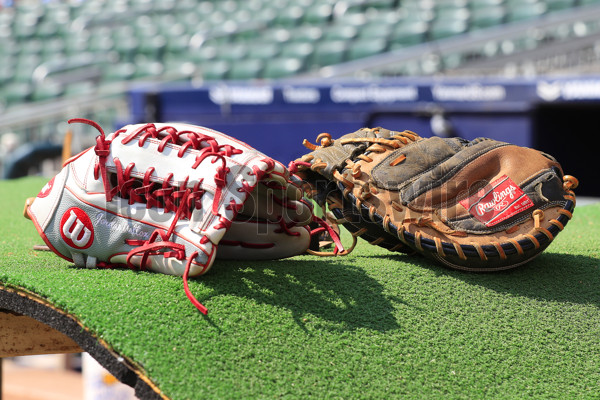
[200,258,409,333]
[414,252,600,306]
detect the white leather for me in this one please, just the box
[26,122,311,278]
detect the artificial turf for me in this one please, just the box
[1,176,599,399]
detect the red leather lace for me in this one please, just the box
[67,119,250,315]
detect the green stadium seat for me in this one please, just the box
[188,45,219,63]
[0,40,18,58]
[165,35,190,55]
[246,42,281,60]
[134,61,165,79]
[429,19,468,40]
[13,56,40,83]
[435,6,470,21]
[2,83,32,106]
[114,36,140,61]
[470,6,506,30]
[507,2,548,22]
[347,38,388,60]
[358,22,393,40]
[288,26,323,43]
[198,60,230,81]
[19,40,43,55]
[162,56,196,80]
[263,57,303,79]
[102,63,136,81]
[41,39,66,58]
[275,6,304,27]
[389,21,428,47]
[31,81,64,102]
[228,59,263,80]
[87,31,114,53]
[0,65,13,85]
[469,0,504,8]
[362,0,397,10]
[216,43,248,62]
[12,21,37,41]
[333,12,367,28]
[545,0,575,11]
[312,40,347,67]
[303,4,333,24]
[35,21,59,38]
[323,25,358,41]
[435,0,469,11]
[63,36,89,56]
[137,36,167,59]
[63,81,97,97]
[280,42,314,59]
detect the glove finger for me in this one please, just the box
[238,181,314,226]
[218,219,311,260]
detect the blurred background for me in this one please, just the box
[1,0,599,196]
[1,0,599,397]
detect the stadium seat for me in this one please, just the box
[311,40,348,67]
[506,2,548,22]
[188,45,219,63]
[0,65,13,86]
[280,42,314,59]
[198,60,230,81]
[137,36,167,59]
[469,0,504,8]
[429,19,468,40]
[288,26,323,43]
[134,61,165,79]
[263,57,303,78]
[347,38,388,60]
[165,35,191,56]
[63,81,97,97]
[114,36,140,61]
[31,82,64,102]
[102,63,136,82]
[470,6,506,30]
[63,35,89,56]
[434,7,470,22]
[303,4,332,24]
[545,0,576,11]
[35,21,59,38]
[216,43,249,62]
[333,12,367,28]
[246,42,281,60]
[87,30,114,53]
[389,21,428,47]
[13,56,40,83]
[358,22,393,40]
[228,59,264,80]
[323,25,358,41]
[275,6,305,27]
[41,39,66,58]
[2,83,32,106]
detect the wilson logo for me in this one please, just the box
[60,208,94,249]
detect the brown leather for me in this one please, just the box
[295,127,577,271]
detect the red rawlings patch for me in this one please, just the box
[459,175,534,227]
[37,177,55,198]
[60,207,95,249]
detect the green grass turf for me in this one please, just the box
[2,177,600,399]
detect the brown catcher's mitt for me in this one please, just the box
[292,127,578,271]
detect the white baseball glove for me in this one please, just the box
[25,119,342,314]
